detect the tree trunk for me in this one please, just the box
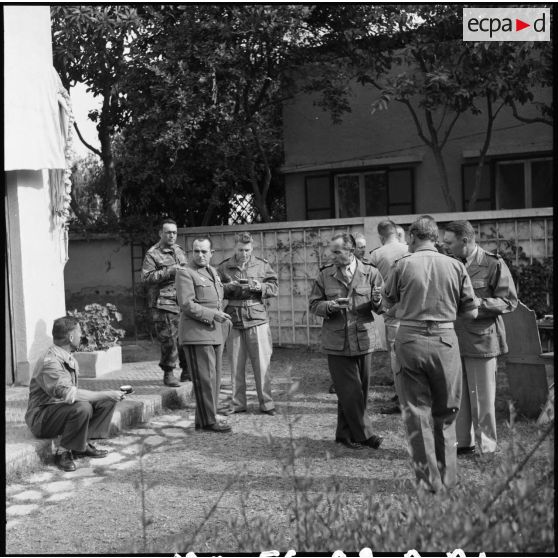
[431,146,457,212]
[98,91,120,223]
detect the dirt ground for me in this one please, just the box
[5,347,550,554]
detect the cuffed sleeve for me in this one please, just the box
[38,362,76,402]
[142,252,172,285]
[309,273,331,317]
[260,261,278,299]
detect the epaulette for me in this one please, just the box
[217,256,232,266]
[255,256,269,264]
[394,253,412,264]
[319,263,334,271]
[369,247,380,253]
[485,251,501,259]
[361,259,377,268]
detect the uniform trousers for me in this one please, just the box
[395,325,462,492]
[227,323,274,412]
[327,353,374,443]
[152,309,188,373]
[384,316,401,379]
[455,356,498,453]
[183,344,224,428]
[30,400,117,452]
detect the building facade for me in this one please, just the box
[281,81,552,221]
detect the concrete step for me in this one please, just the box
[6,383,194,482]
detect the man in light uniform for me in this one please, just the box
[443,220,518,455]
[369,220,409,413]
[217,232,278,415]
[176,236,233,433]
[354,232,369,263]
[384,217,478,491]
[309,233,384,450]
[142,219,189,387]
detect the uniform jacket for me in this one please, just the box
[175,262,228,345]
[383,248,478,322]
[142,242,188,313]
[309,258,384,356]
[217,255,278,329]
[25,345,79,434]
[455,246,518,357]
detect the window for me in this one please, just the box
[496,158,553,209]
[462,156,552,211]
[334,168,413,218]
[305,175,333,219]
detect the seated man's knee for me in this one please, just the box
[72,401,94,418]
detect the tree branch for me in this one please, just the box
[439,110,462,149]
[73,122,102,157]
[397,99,432,147]
[509,99,552,126]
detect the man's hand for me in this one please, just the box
[328,300,342,314]
[372,286,382,303]
[168,264,182,278]
[104,390,125,402]
[214,311,232,323]
[249,280,262,292]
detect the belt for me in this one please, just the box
[399,320,454,329]
[226,299,262,307]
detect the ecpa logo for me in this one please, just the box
[463,7,551,41]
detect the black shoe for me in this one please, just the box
[74,442,109,459]
[361,435,383,449]
[457,445,476,456]
[261,409,276,416]
[180,370,192,382]
[329,384,336,394]
[55,450,77,472]
[201,423,232,433]
[335,438,365,450]
[163,371,180,387]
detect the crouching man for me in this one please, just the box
[25,316,124,472]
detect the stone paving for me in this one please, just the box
[5,412,197,533]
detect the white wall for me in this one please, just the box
[6,171,67,384]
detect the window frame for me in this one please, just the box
[333,166,415,218]
[304,173,334,220]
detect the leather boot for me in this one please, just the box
[163,370,180,387]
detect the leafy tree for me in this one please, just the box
[51,6,140,222]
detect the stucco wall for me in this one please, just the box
[282,82,552,220]
[6,171,67,384]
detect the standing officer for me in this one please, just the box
[309,232,384,450]
[176,236,233,433]
[354,232,369,263]
[369,220,409,414]
[217,232,278,415]
[383,217,478,492]
[443,220,518,455]
[142,219,189,387]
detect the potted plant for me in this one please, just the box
[68,303,125,378]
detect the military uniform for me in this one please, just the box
[217,255,278,412]
[455,246,518,453]
[176,262,231,428]
[384,247,478,491]
[369,241,410,380]
[25,345,117,452]
[142,242,189,380]
[309,258,383,443]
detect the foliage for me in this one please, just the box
[51,6,141,222]
[67,303,125,351]
[310,6,552,212]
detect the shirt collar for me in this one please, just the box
[347,257,357,275]
[51,344,77,368]
[466,245,478,267]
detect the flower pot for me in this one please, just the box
[74,345,122,378]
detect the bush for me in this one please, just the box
[67,303,125,351]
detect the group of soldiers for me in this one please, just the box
[25,214,517,489]
[142,215,517,492]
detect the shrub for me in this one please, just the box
[67,303,125,351]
